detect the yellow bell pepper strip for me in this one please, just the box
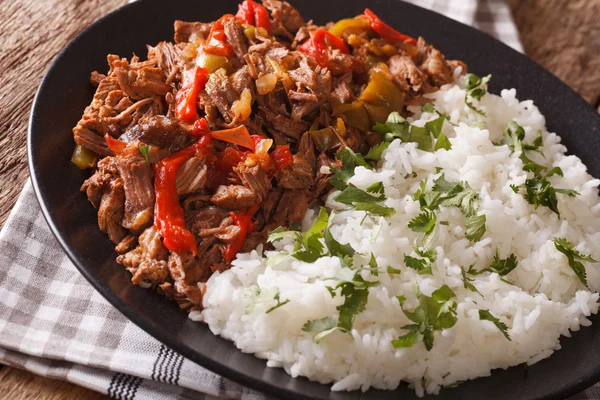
[359,70,405,125]
[71,145,98,169]
[329,17,370,38]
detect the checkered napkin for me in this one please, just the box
[6,1,594,399]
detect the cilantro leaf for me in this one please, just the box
[364,141,390,161]
[461,266,481,294]
[414,175,486,242]
[302,316,337,332]
[266,292,291,313]
[374,112,433,151]
[330,148,371,190]
[139,145,151,166]
[306,270,378,342]
[404,247,437,275]
[425,115,446,138]
[268,226,302,243]
[554,237,596,288]
[512,168,579,217]
[324,227,355,264]
[404,255,432,275]
[479,309,511,340]
[465,214,486,242]
[302,316,338,343]
[387,266,402,275]
[421,103,436,113]
[394,285,458,350]
[353,202,396,217]
[391,327,423,348]
[366,181,385,194]
[408,210,437,233]
[434,132,452,151]
[487,249,519,276]
[463,73,491,116]
[334,185,384,204]
[244,287,289,314]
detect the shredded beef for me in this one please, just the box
[205,73,238,123]
[277,132,315,189]
[263,0,305,34]
[116,143,155,232]
[150,42,183,84]
[97,178,127,243]
[223,17,248,60]
[117,226,169,288]
[120,115,191,152]
[174,20,213,43]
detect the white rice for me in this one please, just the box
[198,72,600,395]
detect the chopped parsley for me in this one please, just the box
[479,309,511,340]
[328,148,395,218]
[329,147,370,191]
[267,207,329,264]
[374,111,454,153]
[502,121,579,216]
[460,265,480,294]
[463,73,491,116]
[511,167,579,217]
[404,246,437,275]
[139,144,151,166]
[243,287,290,314]
[302,269,378,342]
[487,249,519,276]
[364,141,390,161]
[434,132,452,151]
[413,174,487,242]
[334,184,396,218]
[554,237,596,288]
[393,284,458,351]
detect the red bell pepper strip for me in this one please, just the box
[298,29,350,67]
[363,8,417,45]
[224,202,261,263]
[209,125,255,150]
[236,0,272,33]
[154,125,213,255]
[204,14,236,57]
[104,134,126,155]
[270,145,293,172]
[175,67,209,123]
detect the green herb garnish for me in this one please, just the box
[414,174,487,242]
[511,167,579,217]
[393,284,458,351]
[554,237,596,288]
[244,287,290,314]
[461,266,480,294]
[486,249,519,276]
[479,309,511,340]
[139,144,151,166]
[463,73,491,116]
[434,132,452,151]
[303,270,378,342]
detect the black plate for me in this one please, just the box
[28,0,600,399]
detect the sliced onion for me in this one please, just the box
[255,73,278,95]
[231,88,252,122]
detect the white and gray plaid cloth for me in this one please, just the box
[3,1,597,399]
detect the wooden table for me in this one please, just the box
[0,0,599,398]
